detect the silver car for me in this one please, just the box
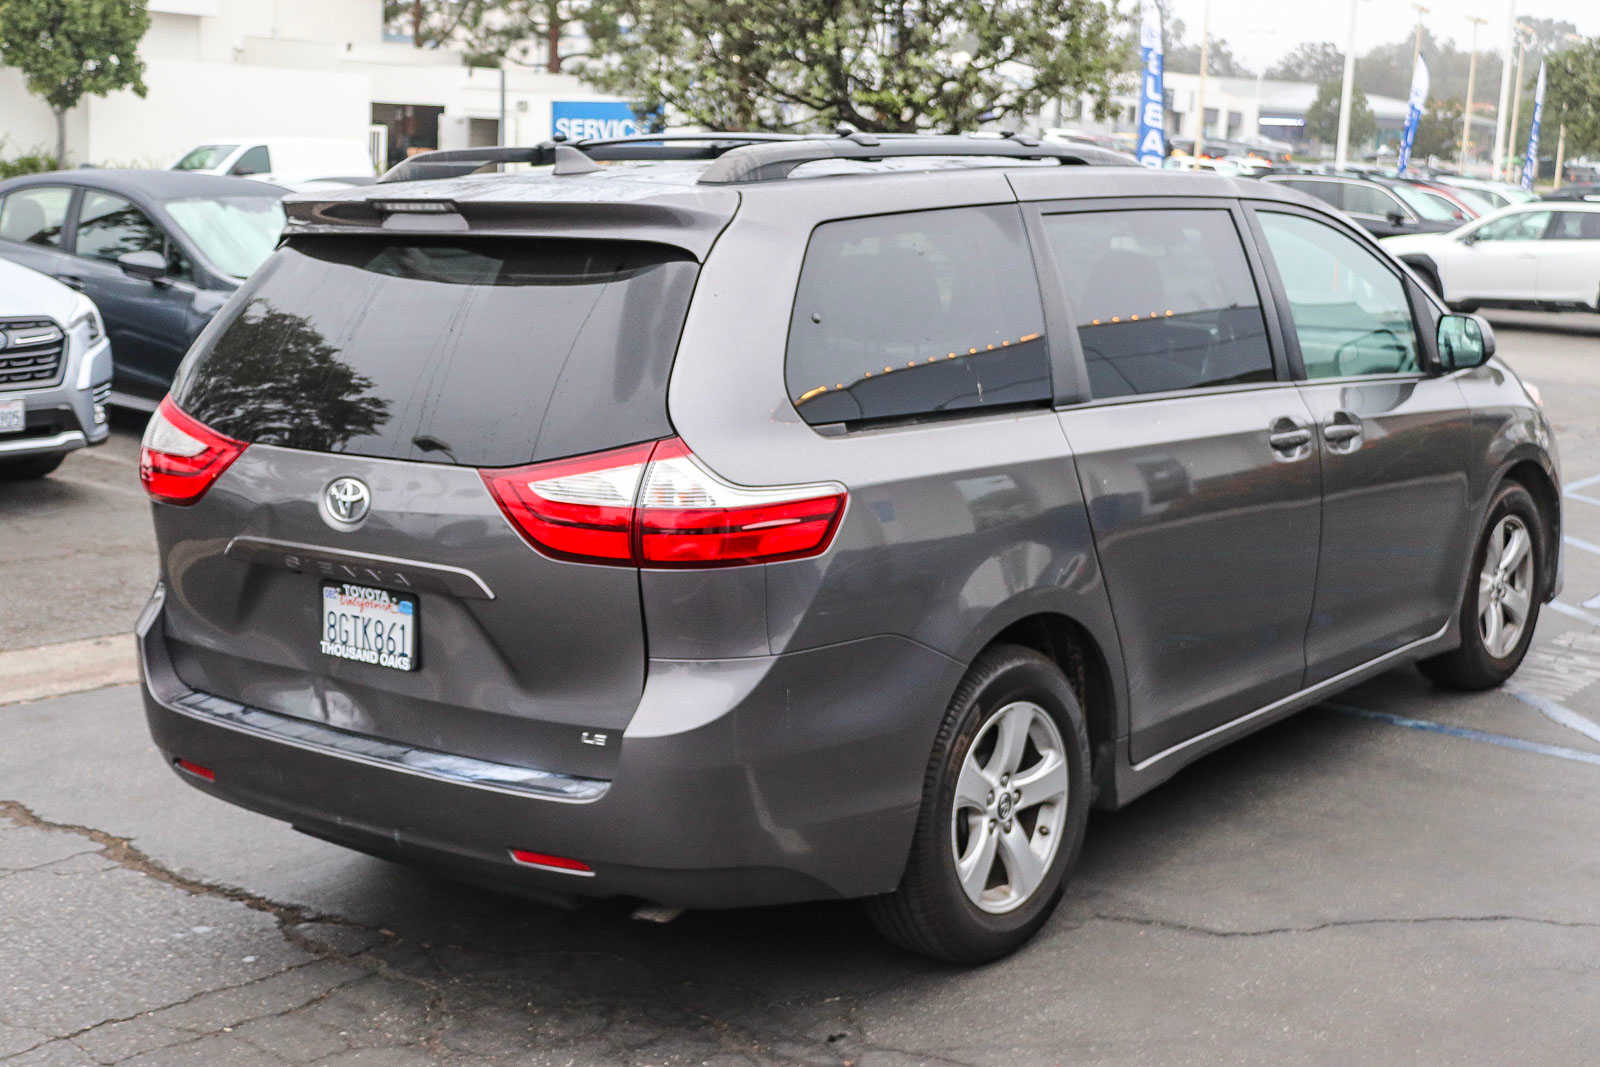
[0,257,112,478]
[136,134,1561,962]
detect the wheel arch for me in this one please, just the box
[1496,455,1562,601]
[978,611,1124,808]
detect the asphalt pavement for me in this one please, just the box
[1,313,1598,1065]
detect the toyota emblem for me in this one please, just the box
[323,477,371,528]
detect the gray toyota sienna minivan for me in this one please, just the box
[136,133,1562,962]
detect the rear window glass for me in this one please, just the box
[172,237,698,468]
[785,205,1050,426]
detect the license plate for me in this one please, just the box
[0,399,22,435]
[319,583,417,671]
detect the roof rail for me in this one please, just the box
[696,133,1134,184]
[377,130,1135,185]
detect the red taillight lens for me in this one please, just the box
[480,442,654,563]
[174,758,215,781]
[481,437,847,568]
[140,397,246,506]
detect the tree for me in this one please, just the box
[384,0,617,72]
[1267,42,1344,84]
[1158,9,1252,78]
[1412,97,1463,160]
[1547,35,1600,155]
[581,0,1129,134]
[1303,78,1375,148]
[0,0,150,166]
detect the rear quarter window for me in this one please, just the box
[785,205,1050,426]
[171,237,699,468]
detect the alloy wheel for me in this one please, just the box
[950,700,1069,914]
[1478,514,1535,659]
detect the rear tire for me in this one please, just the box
[0,454,63,480]
[866,644,1091,963]
[1419,482,1544,690]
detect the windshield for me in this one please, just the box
[164,196,286,279]
[173,145,238,172]
[1447,188,1495,215]
[1392,185,1461,222]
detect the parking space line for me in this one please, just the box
[1566,535,1600,557]
[1549,601,1600,627]
[1508,688,1600,746]
[1564,473,1600,495]
[1326,704,1600,768]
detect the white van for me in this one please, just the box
[172,138,376,189]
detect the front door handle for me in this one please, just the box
[1322,411,1363,449]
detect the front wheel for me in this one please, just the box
[1420,482,1545,690]
[866,645,1091,963]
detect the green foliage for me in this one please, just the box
[1547,36,1600,155]
[1412,97,1463,161]
[384,0,615,72]
[1304,79,1375,148]
[581,0,1129,134]
[1267,42,1344,84]
[0,0,150,165]
[0,149,59,178]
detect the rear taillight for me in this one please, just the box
[482,437,846,568]
[140,397,246,506]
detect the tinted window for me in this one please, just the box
[230,145,271,176]
[1258,212,1419,378]
[1392,185,1462,222]
[173,237,699,467]
[1550,211,1600,240]
[785,206,1049,425]
[76,191,166,264]
[174,145,238,171]
[1044,209,1274,398]
[0,186,71,247]
[1343,183,1404,219]
[1472,210,1551,242]
[1281,179,1343,210]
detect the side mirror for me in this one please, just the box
[1437,313,1495,371]
[1387,211,1412,228]
[1459,230,1479,246]
[118,249,168,284]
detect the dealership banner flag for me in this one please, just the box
[1136,0,1166,168]
[1397,55,1430,175]
[1521,61,1546,191]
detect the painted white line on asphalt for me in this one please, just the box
[1565,535,1600,557]
[1564,473,1600,495]
[1508,687,1600,747]
[0,634,138,706]
[1568,492,1600,507]
[50,472,147,500]
[1549,600,1600,627]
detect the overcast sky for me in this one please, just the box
[1163,0,1600,70]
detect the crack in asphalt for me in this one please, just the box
[1092,911,1600,938]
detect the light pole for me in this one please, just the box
[1460,15,1486,167]
[1410,4,1430,72]
[1505,21,1530,182]
[1335,0,1360,169]
[1490,0,1515,179]
[1193,0,1212,164]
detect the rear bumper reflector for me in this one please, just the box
[510,848,595,876]
[174,758,215,781]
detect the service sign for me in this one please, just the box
[552,100,649,141]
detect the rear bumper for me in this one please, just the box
[137,585,962,908]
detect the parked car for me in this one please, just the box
[1435,175,1539,210]
[0,170,288,409]
[1383,201,1600,312]
[1543,182,1600,203]
[172,137,377,189]
[0,257,112,479]
[1260,172,1463,237]
[137,133,1560,964]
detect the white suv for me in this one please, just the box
[1384,201,1600,313]
[0,258,112,479]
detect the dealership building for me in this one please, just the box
[0,0,641,172]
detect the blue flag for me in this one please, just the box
[1397,56,1430,176]
[1521,61,1546,191]
[1136,0,1166,169]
